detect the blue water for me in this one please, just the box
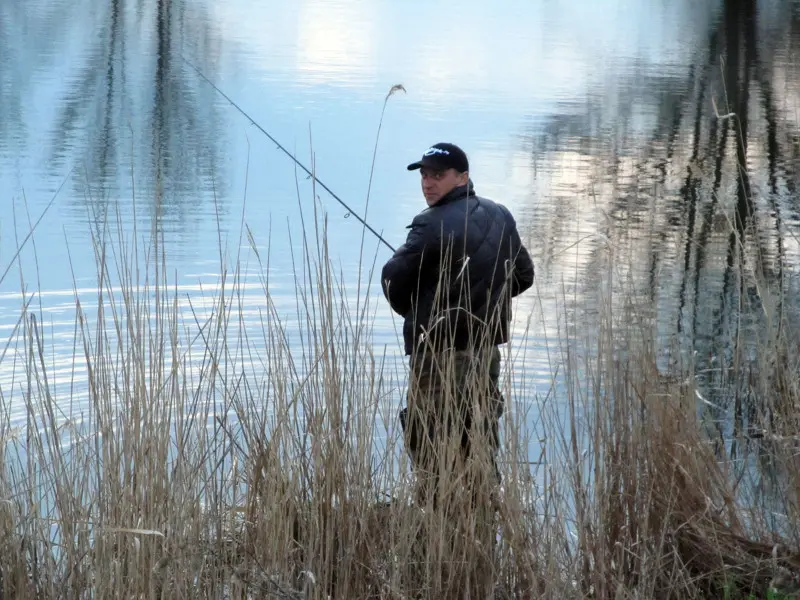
[2,0,799,471]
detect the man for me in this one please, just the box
[381,142,535,508]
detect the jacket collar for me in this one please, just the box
[433,179,475,207]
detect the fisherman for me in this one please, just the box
[381,142,535,508]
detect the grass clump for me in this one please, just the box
[0,193,799,599]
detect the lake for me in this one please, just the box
[2,0,799,450]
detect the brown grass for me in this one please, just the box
[0,193,799,599]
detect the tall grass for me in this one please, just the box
[1,187,800,599]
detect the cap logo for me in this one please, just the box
[423,147,450,156]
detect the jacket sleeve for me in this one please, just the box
[381,214,432,317]
[510,236,534,297]
[500,207,534,297]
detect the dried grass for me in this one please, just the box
[0,188,799,599]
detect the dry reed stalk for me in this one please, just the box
[1,183,800,599]
[549,279,800,600]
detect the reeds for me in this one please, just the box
[0,187,799,599]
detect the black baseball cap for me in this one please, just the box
[407,142,469,173]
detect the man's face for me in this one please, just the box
[420,167,469,206]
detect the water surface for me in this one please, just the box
[2,0,800,455]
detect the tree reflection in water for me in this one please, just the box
[523,0,800,519]
[0,0,225,229]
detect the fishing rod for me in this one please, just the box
[181,55,396,253]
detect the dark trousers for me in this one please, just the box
[399,346,504,508]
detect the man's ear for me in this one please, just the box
[459,171,470,185]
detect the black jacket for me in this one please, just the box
[381,181,535,355]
